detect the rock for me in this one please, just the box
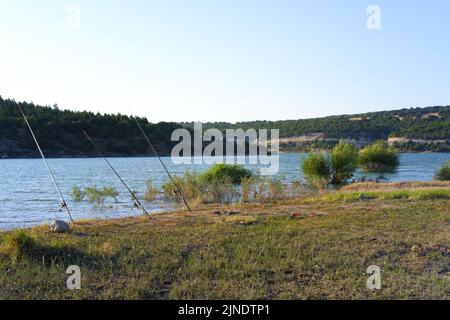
[50,220,71,233]
[213,210,240,216]
[290,213,302,219]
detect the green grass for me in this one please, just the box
[318,188,450,202]
[0,194,448,300]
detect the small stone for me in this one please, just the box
[50,220,71,233]
[290,213,302,219]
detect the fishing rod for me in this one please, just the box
[127,108,192,212]
[16,102,74,224]
[82,130,150,217]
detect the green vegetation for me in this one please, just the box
[0,195,448,299]
[435,161,450,181]
[0,96,181,158]
[359,141,399,172]
[71,186,119,205]
[144,180,159,202]
[160,170,305,205]
[0,230,35,263]
[1,95,449,158]
[301,142,359,187]
[161,171,205,205]
[330,141,359,185]
[301,153,331,188]
[71,186,84,201]
[161,171,238,205]
[314,188,450,202]
[188,105,450,145]
[200,164,253,184]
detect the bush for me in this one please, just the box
[200,164,253,184]
[301,153,332,188]
[267,178,285,201]
[71,186,84,201]
[330,141,359,185]
[144,180,159,202]
[434,161,450,181]
[240,177,254,203]
[359,141,399,172]
[71,186,119,205]
[161,171,205,204]
[205,176,237,203]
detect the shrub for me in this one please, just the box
[267,178,285,201]
[71,186,119,205]
[359,141,399,172]
[330,141,359,185]
[434,161,450,181]
[200,164,252,184]
[240,177,254,203]
[162,170,245,205]
[144,180,159,202]
[301,153,332,188]
[71,186,84,201]
[204,176,237,203]
[161,171,205,203]
[84,187,119,205]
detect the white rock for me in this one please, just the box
[50,220,71,233]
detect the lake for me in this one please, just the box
[0,153,449,230]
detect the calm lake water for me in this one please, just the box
[0,153,449,230]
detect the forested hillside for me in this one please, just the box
[183,105,450,152]
[1,95,449,158]
[0,96,180,158]
[186,106,450,140]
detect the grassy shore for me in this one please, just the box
[0,187,449,299]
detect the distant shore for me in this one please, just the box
[2,149,450,160]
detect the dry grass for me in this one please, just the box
[0,195,449,300]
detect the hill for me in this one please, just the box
[183,106,450,152]
[1,95,449,158]
[0,96,180,158]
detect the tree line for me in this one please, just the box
[185,106,450,141]
[0,96,181,158]
[1,95,449,158]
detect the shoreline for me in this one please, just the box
[2,182,449,232]
[1,191,448,299]
[1,150,450,160]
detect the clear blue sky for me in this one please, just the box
[1,0,449,123]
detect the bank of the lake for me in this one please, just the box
[1,153,449,230]
[0,187,449,299]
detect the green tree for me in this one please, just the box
[330,141,359,185]
[301,153,332,189]
[359,141,399,172]
[434,161,450,181]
